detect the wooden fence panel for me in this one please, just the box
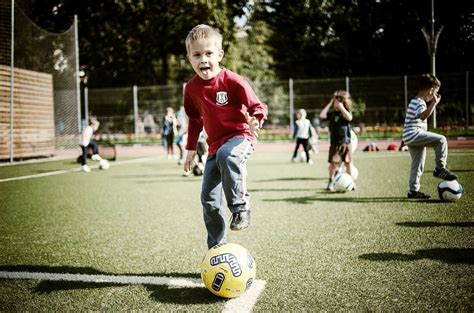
[0,65,55,160]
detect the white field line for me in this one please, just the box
[0,271,203,288]
[0,157,157,183]
[223,279,266,313]
[0,271,266,312]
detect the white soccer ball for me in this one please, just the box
[350,164,359,181]
[336,163,358,181]
[99,159,110,170]
[334,172,354,192]
[200,243,256,298]
[298,151,307,162]
[437,180,462,202]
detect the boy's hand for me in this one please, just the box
[333,100,343,111]
[433,92,441,105]
[183,150,196,173]
[246,112,260,138]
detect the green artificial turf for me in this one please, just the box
[0,149,472,311]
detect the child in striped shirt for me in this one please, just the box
[402,74,457,199]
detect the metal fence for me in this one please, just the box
[85,72,472,141]
[1,0,80,162]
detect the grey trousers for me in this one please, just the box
[407,131,448,191]
[201,136,254,249]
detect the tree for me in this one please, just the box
[255,0,344,79]
[225,20,276,82]
[17,0,473,85]
[77,0,243,87]
[19,0,248,87]
[256,0,473,78]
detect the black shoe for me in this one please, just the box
[326,180,335,192]
[230,210,250,231]
[433,168,458,181]
[407,190,431,199]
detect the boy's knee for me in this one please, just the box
[201,189,215,204]
[439,135,447,145]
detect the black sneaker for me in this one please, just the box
[433,168,458,181]
[230,210,250,231]
[326,180,335,192]
[407,190,431,199]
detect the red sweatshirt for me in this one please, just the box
[184,68,268,155]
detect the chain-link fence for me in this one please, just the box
[84,72,472,142]
[1,0,80,161]
[1,0,471,160]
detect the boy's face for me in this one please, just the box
[187,38,224,80]
[427,86,440,101]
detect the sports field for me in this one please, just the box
[0,147,472,311]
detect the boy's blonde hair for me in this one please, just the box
[296,109,307,119]
[89,117,99,126]
[185,24,223,53]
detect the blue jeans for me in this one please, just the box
[407,131,448,191]
[201,136,254,249]
[80,140,99,165]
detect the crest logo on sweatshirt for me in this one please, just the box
[216,91,228,106]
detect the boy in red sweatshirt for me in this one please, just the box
[183,24,268,249]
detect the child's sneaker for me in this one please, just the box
[230,210,250,231]
[326,181,335,192]
[81,165,91,173]
[91,154,102,161]
[308,159,313,165]
[433,168,458,181]
[407,190,431,199]
[291,157,297,163]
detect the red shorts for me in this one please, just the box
[328,143,352,163]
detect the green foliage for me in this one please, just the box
[436,101,465,123]
[75,0,244,87]
[351,98,366,118]
[254,0,474,78]
[224,21,276,82]
[17,0,474,87]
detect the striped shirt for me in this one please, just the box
[403,97,427,144]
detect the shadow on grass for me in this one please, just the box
[359,248,474,265]
[264,195,415,204]
[147,285,224,305]
[249,188,316,192]
[396,221,474,228]
[135,178,202,184]
[255,177,326,182]
[0,265,217,305]
[448,169,474,173]
[111,174,202,183]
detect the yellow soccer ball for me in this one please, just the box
[200,243,256,298]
